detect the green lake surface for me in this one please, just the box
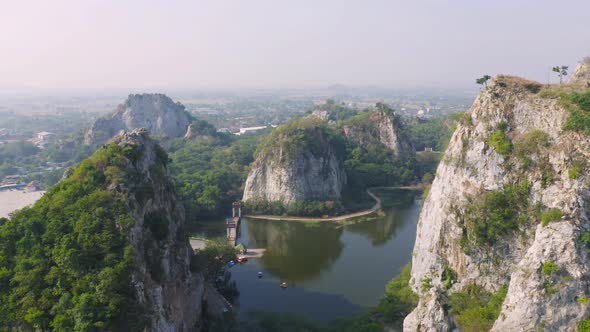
[192,189,421,321]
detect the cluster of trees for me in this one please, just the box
[313,99,359,122]
[447,284,508,332]
[459,179,534,248]
[0,143,147,331]
[255,116,346,162]
[168,128,270,221]
[406,114,458,152]
[337,106,417,192]
[243,199,340,217]
[343,144,416,189]
[238,103,462,216]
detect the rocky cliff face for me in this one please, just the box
[570,56,590,85]
[1,128,205,331]
[405,75,590,331]
[342,109,413,157]
[84,94,193,146]
[242,119,346,206]
[110,129,203,331]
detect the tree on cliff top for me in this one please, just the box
[552,65,568,84]
[476,75,492,88]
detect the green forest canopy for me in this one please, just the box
[0,143,150,331]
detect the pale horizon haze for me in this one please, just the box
[1,0,589,92]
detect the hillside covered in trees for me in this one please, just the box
[0,129,204,331]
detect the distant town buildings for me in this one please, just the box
[1,175,21,185]
[25,181,42,192]
[237,126,268,135]
[0,175,26,191]
[31,131,56,149]
[220,125,278,136]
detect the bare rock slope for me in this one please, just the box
[570,56,590,85]
[405,74,590,331]
[109,129,204,330]
[84,93,192,146]
[242,119,346,206]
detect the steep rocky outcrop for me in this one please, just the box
[405,75,590,331]
[342,108,413,157]
[110,129,203,331]
[84,94,193,146]
[570,56,590,85]
[242,118,346,206]
[1,128,205,331]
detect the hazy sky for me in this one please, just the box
[1,0,589,91]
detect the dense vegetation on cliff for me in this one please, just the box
[338,105,415,189]
[407,73,590,331]
[241,102,459,216]
[255,116,346,162]
[406,113,461,152]
[0,143,147,331]
[169,127,269,221]
[312,98,359,122]
[162,101,460,222]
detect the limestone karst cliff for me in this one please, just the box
[570,56,590,86]
[109,129,203,331]
[404,73,590,331]
[84,93,193,146]
[0,129,205,331]
[342,105,413,157]
[242,117,346,206]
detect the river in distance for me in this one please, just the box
[192,189,421,321]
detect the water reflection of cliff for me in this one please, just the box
[345,208,409,245]
[346,189,418,245]
[245,220,344,282]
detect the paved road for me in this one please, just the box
[244,188,383,222]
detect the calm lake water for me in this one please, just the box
[193,189,420,321]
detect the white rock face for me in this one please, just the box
[570,56,590,85]
[110,129,204,331]
[404,76,590,331]
[243,149,345,206]
[84,94,192,145]
[242,123,346,206]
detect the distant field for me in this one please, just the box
[0,190,45,218]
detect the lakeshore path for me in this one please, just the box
[244,186,418,222]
